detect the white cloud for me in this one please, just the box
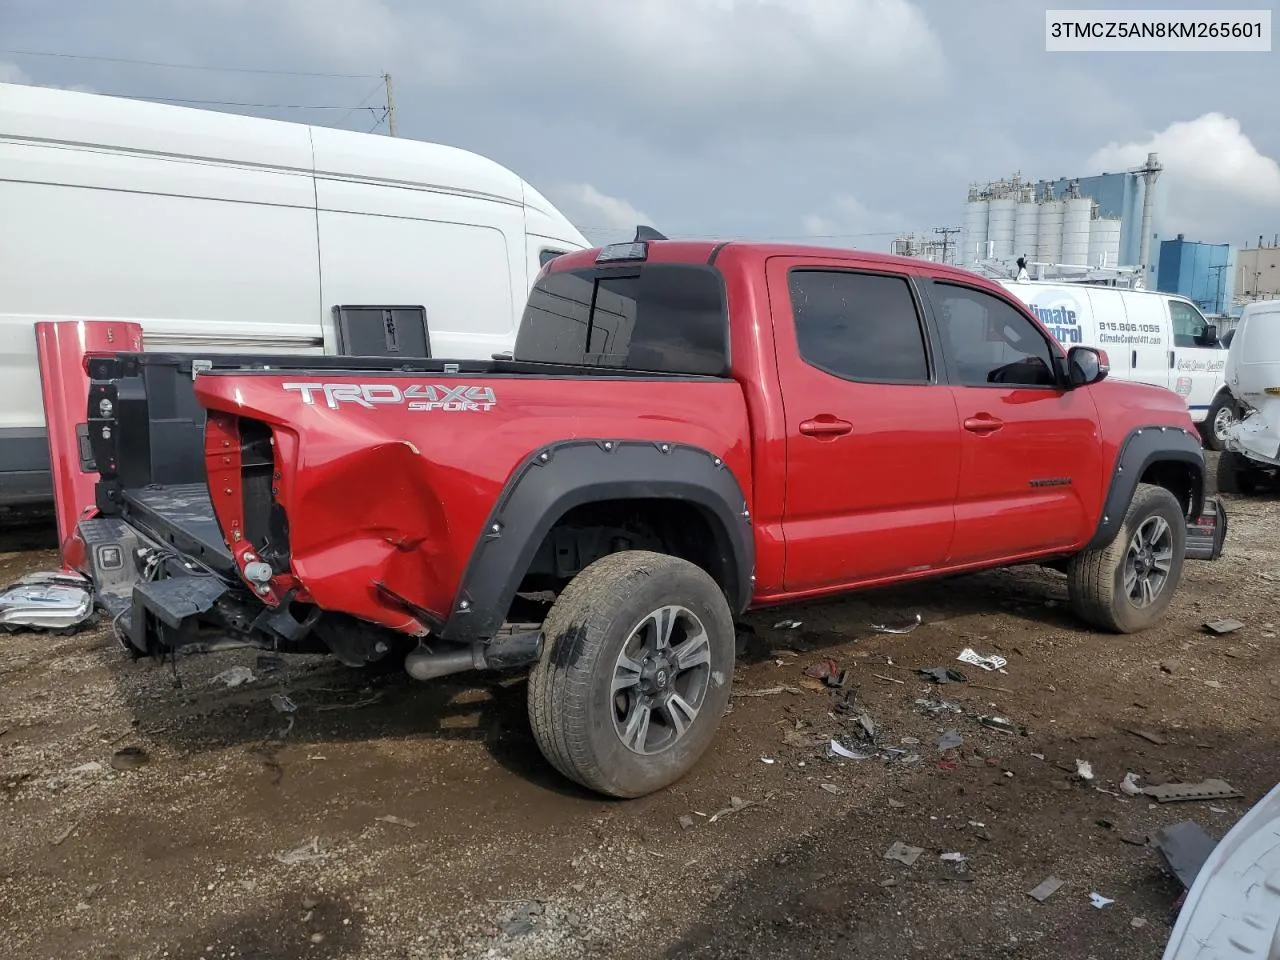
[800,195,909,245]
[1087,114,1280,240]
[550,183,654,242]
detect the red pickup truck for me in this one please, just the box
[66,235,1225,798]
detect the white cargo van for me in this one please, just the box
[0,82,589,511]
[998,281,1226,436]
[1219,300,1280,492]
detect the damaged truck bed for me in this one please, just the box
[52,236,1227,798]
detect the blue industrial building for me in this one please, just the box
[1035,171,1163,286]
[1156,234,1236,315]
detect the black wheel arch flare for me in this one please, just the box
[440,440,755,643]
[1087,424,1206,551]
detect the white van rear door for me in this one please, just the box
[1168,299,1227,421]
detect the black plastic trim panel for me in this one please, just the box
[441,440,753,643]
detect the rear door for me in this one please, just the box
[1167,297,1228,421]
[767,258,961,590]
[921,278,1104,564]
[1117,292,1173,392]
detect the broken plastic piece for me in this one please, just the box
[829,739,873,761]
[1121,772,1144,796]
[1090,892,1115,909]
[1203,618,1244,635]
[978,716,1021,736]
[212,666,256,688]
[871,613,922,635]
[1076,759,1095,781]
[937,730,963,752]
[1028,876,1063,902]
[773,619,803,630]
[940,852,967,863]
[957,648,1007,672]
[270,694,297,714]
[0,571,94,632]
[884,841,924,866]
[919,667,967,684]
[1144,779,1243,803]
[1153,821,1217,890]
[803,658,838,681]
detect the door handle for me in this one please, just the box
[963,415,1004,434]
[799,415,853,438]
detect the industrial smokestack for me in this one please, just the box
[1137,152,1162,284]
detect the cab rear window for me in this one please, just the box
[515,265,729,376]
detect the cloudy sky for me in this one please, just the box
[3,0,1278,250]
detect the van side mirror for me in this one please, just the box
[1067,346,1109,388]
[1195,324,1219,346]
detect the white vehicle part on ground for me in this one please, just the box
[1223,301,1280,465]
[1161,781,1280,960]
[1227,411,1280,467]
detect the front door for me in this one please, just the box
[768,258,962,591]
[1167,299,1227,420]
[921,278,1105,564]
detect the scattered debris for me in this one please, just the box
[1090,893,1115,909]
[1160,661,1179,675]
[873,674,905,684]
[829,739,874,761]
[937,731,963,752]
[887,799,906,809]
[919,667,967,684]
[1118,830,1149,847]
[374,815,417,829]
[678,815,696,830]
[760,757,776,765]
[1144,779,1243,804]
[773,619,803,630]
[1031,753,1046,761]
[69,761,104,775]
[708,792,775,824]
[1075,760,1095,781]
[1153,822,1217,889]
[1131,917,1148,930]
[1126,728,1168,746]
[1120,772,1144,797]
[803,659,839,681]
[270,694,297,714]
[884,841,924,866]
[51,818,86,847]
[871,613,922,635]
[211,666,256,688]
[0,571,94,632]
[732,685,802,698]
[916,698,962,716]
[110,747,149,772]
[978,716,1021,736]
[819,783,844,796]
[498,901,544,938]
[1203,618,1245,635]
[940,852,967,863]
[957,648,1008,672]
[850,712,876,741]
[274,838,329,865]
[1029,875,1064,903]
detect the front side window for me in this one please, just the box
[788,270,930,383]
[930,282,1058,388]
[1170,300,1212,348]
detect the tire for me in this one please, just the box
[1216,450,1257,496]
[527,550,735,798]
[1067,483,1186,634]
[1202,393,1240,452]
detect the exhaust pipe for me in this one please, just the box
[404,630,544,682]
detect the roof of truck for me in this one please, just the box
[0,81,535,206]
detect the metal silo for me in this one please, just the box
[987,197,1017,261]
[1037,200,1064,264]
[961,198,989,265]
[1088,217,1123,268]
[1014,196,1040,261]
[1061,197,1093,266]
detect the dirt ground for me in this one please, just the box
[2,464,1278,960]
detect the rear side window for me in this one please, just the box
[788,269,930,383]
[515,265,728,375]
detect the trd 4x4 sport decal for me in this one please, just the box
[282,383,497,412]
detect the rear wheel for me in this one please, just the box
[527,551,735,798]
[1203,393,1240,452]
[1068,483,1186,634]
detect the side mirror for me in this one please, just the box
[1067,346,1109,388]
[1196,323,1219,346]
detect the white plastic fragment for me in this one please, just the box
[957,648,1008,671]
[1076,760,1095,781]
[828,740,873,761]
[1090,892,1115,909]
[212,666,256,688]
[1121,772,1144,796]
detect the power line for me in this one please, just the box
[332,78,389,130]
[0,48,379,79]
[366,107,390,134]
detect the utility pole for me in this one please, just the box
[934,226,960,265]
[383,72,397,137]
[1208,263,1227,315]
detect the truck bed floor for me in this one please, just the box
[122,483,234,570]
